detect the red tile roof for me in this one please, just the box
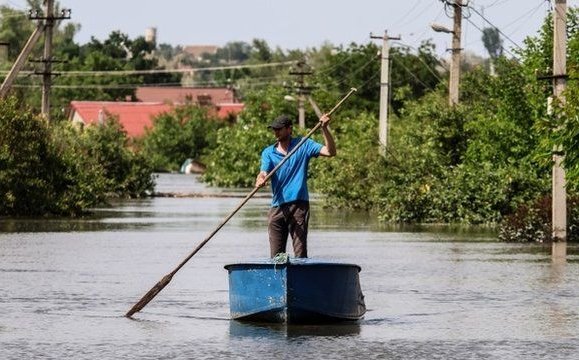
[136,86,237,104]
[216,103,245,118]
[69,100,246,138]
[69,101,172,138]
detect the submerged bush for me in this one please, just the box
[499,195,579,242]
[0,97,154,217]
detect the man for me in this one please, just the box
[255,113,336,258]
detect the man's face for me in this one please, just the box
[273,126,291,142]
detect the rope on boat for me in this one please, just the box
[272,253,289,270]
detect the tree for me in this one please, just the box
[140,105,225,172]
[482,27,503,59]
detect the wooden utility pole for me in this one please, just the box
[29,1,70,121]
[552,0,567,259]
[449,0,462,106]
[370,31,400,155]
[41,0,55,120]
[0,25,44,98]
[0,2,70,121]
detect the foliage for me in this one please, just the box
[202,86,298,187]
[310,112,383,210]
[140,105,225,172]
[3,2,579,232]
[482,27,504,59]
[313,49,548,225]
[0,5,177,116]
[0,97,154,216]
[79,115,155,197]
[498,195,579,242]
[0,97,105,216]
[555,68,579,185]
[313,41,442,115]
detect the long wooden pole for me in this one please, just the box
[0,25,44,98]
[125,88,357,318]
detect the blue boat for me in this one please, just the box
[224,258,366,324]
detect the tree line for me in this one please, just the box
[2,2,579,242]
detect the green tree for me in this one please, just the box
[140,105,224,172]
[202,86,297,187]
[0,97,106,216]
[482,27,503,59]
[79,114,155,197]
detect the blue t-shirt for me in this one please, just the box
[260,137,323,207]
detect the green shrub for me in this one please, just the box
[140,105,225,172]
[498,195,579,242]
[0,97,154,216]
[79,116,155,198]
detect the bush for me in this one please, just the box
[202,85,297,187]
[498,195,579,242]
[80,115,155,197]
[140,105,225,172]
[0,97,154,216]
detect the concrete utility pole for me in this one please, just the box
[288,60,313,129]
[449,0,462,106]
[370,31,400,155]
[432,0,463,105]
[552,0,567,259]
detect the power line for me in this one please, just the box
[0,61,296,77]
[467,4,524,51]
[463,15,519,59]
[391,57,436,91]
[392,41,448,76]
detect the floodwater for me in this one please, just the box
[1,173,578,359]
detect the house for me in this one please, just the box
[135,86,245,122]
[135,86,238,105]
[69,99,245,138]
[183,45,218,61]
[69,101,172,138]
[216,103,244,119]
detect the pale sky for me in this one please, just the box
[2,0,577,58]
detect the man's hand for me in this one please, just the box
[255,172,267,188]
[319,113,330,127]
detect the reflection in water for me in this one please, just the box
[229,320,361,338]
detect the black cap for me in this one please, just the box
[268,115,293,129]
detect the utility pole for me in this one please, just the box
[371,30,400,155]
[432,1,463,105]
[552,0,567,260]
[288,60,313,129]
[449,0,462,106]
[29,1,71,121]
[41,0,54,120]
[0,25,44,98]
[0,42,8,62]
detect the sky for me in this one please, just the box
[2,0,578,58]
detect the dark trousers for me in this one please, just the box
[268,201,310,258]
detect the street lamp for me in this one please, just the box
[430,23,454,34]
[430,18,461,106]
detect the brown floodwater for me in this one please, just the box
[1,173,578,359]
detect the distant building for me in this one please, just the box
[136,86,237,105]
[69,98,244,138]
[69,101,172,138]
[183,45,218,61]
[145,27,157,44]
